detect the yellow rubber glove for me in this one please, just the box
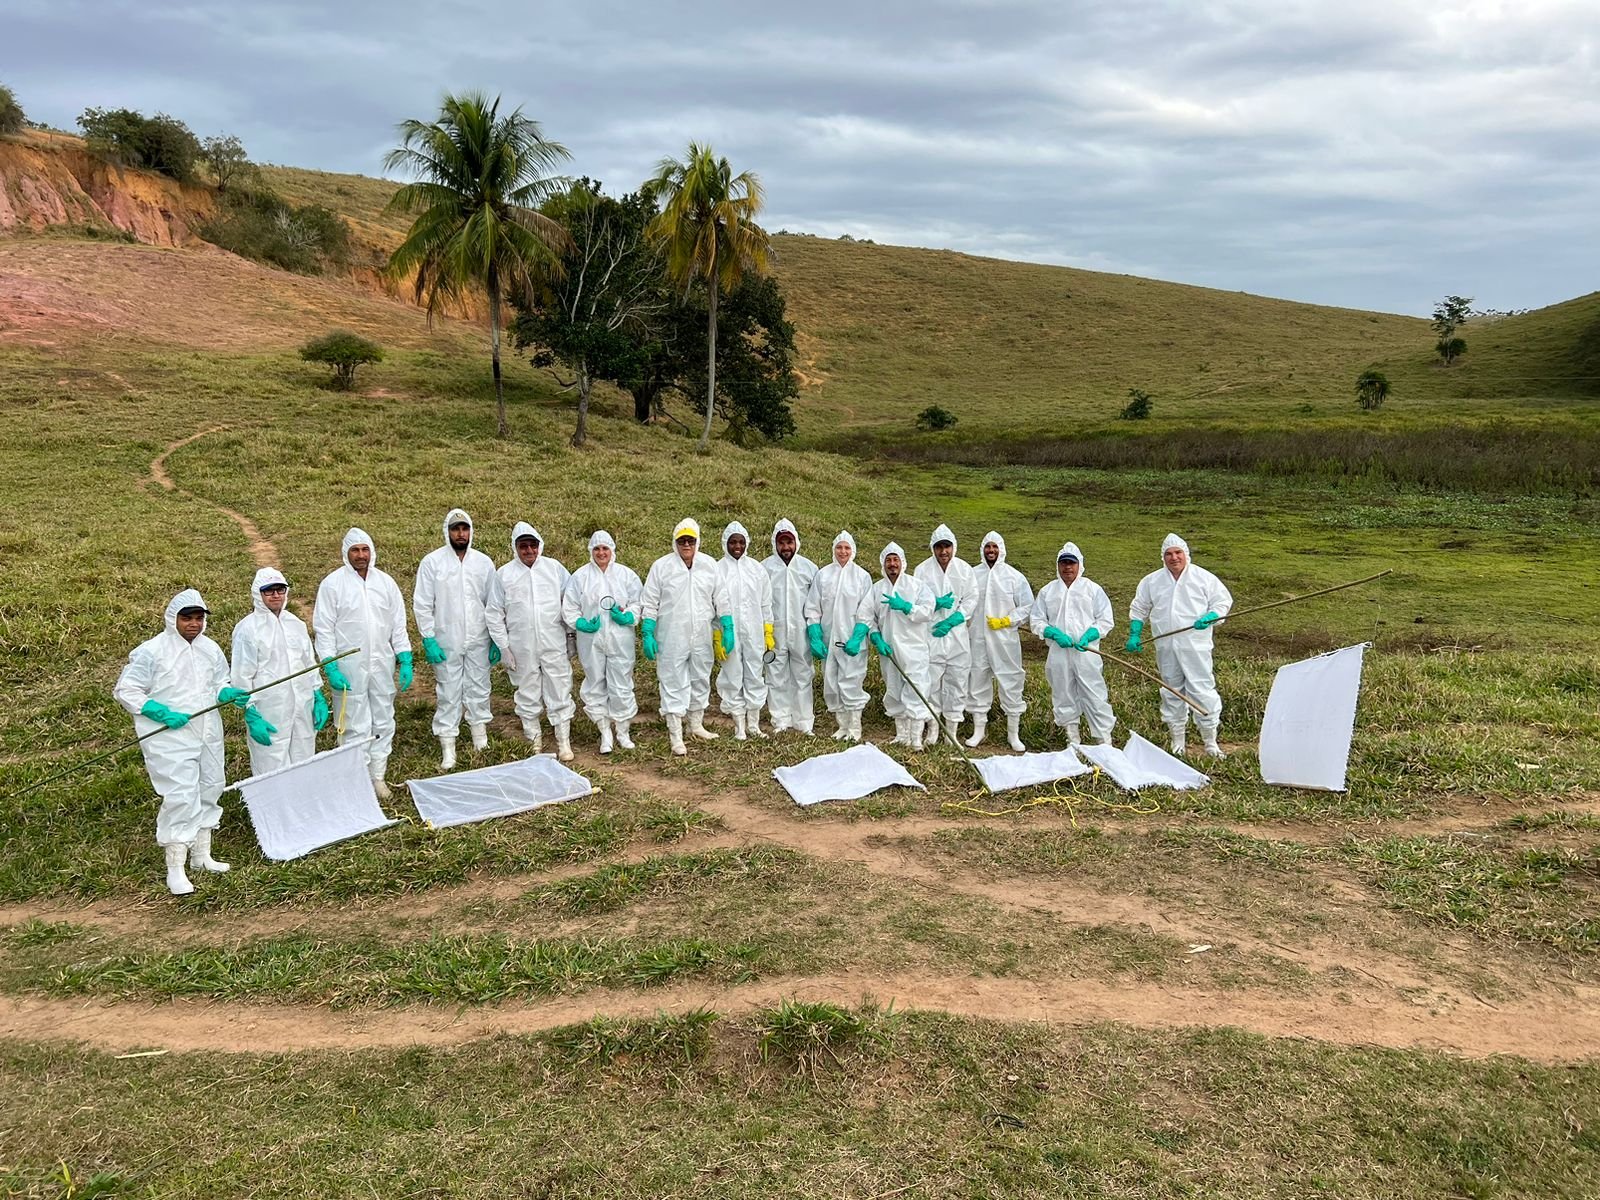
[987,615,1012,631]
[764,623,776,653]
[713,628,727,662]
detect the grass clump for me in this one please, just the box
[756,999,899,1077]
[546,1007,718,1066]
[527,846,799,915]
[638,803,722,842]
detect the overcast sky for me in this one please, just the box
[8,0,1598,314]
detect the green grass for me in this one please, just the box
[755,997,898,1076]
[523,846,802,915]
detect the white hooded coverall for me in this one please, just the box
[313,527,411,782]
[414,508,498,737]
[562,531,642,726]
[762,518,819,731]
[913,523,977,722]
[1030,542,1116,742]
[857,542,937,722]
[231,566,320,776]
[640,518,726,719]
[486,521,574,729]
[804,531,874,719]
[968,531,1034,719]
[1130,533,1234,736]
[715,520,774,718]
[113,589,230,848]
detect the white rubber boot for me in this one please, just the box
[470,723,489,751]
[846,710,863,743]
[909,718,925,751]
[945,716,961,747]
[521,720,543,752]
[1168,724,1187,755]
[1064,721,1081,746]
[797,720,814,736]
[831,714,849,740]
[1006,713,1026,752]
[1200,727,1226,758]
[965,715,987,748]
[555,720,574,763]
[598,719,614,755]
[688,710,718,740]
[924,717,941,747]
[890,717,910,746]
[164,843,194,896]
[190,827,230,873]
[770,711,790,734]
[733,711,748,742]
[749,710,767,739]
[440,736,457,770]
[666,714,687,756]
[372,778,393,801]
[614,720,635,751]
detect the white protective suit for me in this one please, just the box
[804,531,874,734]
[1030,542,1116,744]
[714,521,774,722]
[857,542,937,731]
[113,589,230,848]
[486,522,574,732]
[231,567,320,776]
[968,531,1034,719]
[562,530,642,728]
[1130,533,1234,740]
[913,524,978,729]
[414,508,498,738]
[762,518,819,733]
[640,518,726,719]
[313,527,411,783]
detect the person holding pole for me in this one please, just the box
[847,542,936,750]
[1031,542,1115,746]
[231,567,327,777]
[913,523,977,750]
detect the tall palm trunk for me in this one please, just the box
[488,263,508,439]
[698,281,717,453]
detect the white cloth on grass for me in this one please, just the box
[1259,643,1368,792]
[970,748,1093,794]
[408,755,594,829]
[233,738,397,861]
[1077,732,1210,791]
[773,743,925,807]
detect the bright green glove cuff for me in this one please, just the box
[608,606,636,626]
[488,641,502,665]
[935,592,955,610]
[217,687,250,710]
[140,699,189,729]
[576,615,602,634]
[422,636,447,665]
[842,622,870,656]
[1194,611,1221,630]
[719,614,735,653]
[945,611,965,630]
[883,592,913,614]
[395,652,414,692]
[324,659,351,691]
[244,705,277,747]
[870,632,892,656]
[1078,627,1101,650]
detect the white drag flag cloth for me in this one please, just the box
[232,738,398,860]
[408,754,594,829]
[970,748,1093,794]
[774,744,925,807]
[1077,733,1210,791]
[1259,643,1368,791]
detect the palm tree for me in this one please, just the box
[383,92,571,438]
[1354,368,1391,411]
[645,143,771,452]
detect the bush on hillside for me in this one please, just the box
[1435,336,1467,367]
[1355,369,1390,411]
[300,331,384,390]
[915,404,958,431]
[199,186,351,274]
[1119,388,1153,420]
[77,108,202,181]
[201,134,258,193]
[0,84,24,136]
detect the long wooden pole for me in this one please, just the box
[1147,569,1393,644]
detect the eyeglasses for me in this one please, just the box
[260,585,289,594]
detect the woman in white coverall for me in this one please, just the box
[913,523,977,749]
[313,527,412,800]
[966,531,1034,751]
[414,507,498,768]
[763,518,819,735]
[1030,542,1116,746]
[486,522,575,761]
[1127,532,1233,756]
[114,589,237,896]
[804,531,873,742]
[562,530,641,754]
[641,517,726,756]
[231,566,326,776]
[850,542,936,749]
[715,520,775,740]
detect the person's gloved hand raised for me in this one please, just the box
[935,592,955,611]
[883,592,914,615]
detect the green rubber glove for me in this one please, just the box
[311,690,330,731]
[140,699,189,729]
[244,705,277,747]
[719,614,736,655]
[608,606,636,626]
[324,659,351,691]
[935,592,955,610]
[870,632,892,657]
[937,611,965,637]
[807,623,827,660]
[422,636,447,665]
[1194,611,1222,630]
[1042,624,1069,648]
[575,615,602,634]
[396,651,414,692]
[642,618,658,661]
[488,641,502,666]
[883,591,914,614]
[1077,627,1101,651]
[1125,619,1144,653]
[842,622,869,656]
[217,686,250,710]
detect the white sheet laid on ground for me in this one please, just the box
[773,743,926,807]
[971,748,1093,794]
[1077,732,1211,791]
[232,738,398,861]
[407,754,594,829]
[1259,643,1369,791]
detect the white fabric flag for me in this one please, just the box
[971,748,1092,794]
[232,738,398,861]
[1078,733,1210,791]
[1259,643,1368,791]
[773,744,926,807]
[407,754,594,829]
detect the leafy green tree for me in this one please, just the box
[916,405,958,431]
[300,330,384,390]
[201,134,257,193]
[383,92,572,438]
[645,142,771,452]
[1431,295,1472,366]
[1119,388,1153,420]
[1354,369,1390,411]
[666,274,799,444]
[77,108,202,181]
[1435,336,1467,366]
[0,83,24,136]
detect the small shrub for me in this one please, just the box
[1355,369,1390,411]
[915,404,958,431]
[1119,387,1153,420]
[1435,336,1467,366]
[300,331,383,390]
[77,107,202,181]
[0,83,24,136]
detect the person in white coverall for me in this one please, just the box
[763,518,819,735]
[562,530,641,754]
[486,522,575,761]
[1127,532,1234,756]
[967,531,1034,751]
[913,524,977,750]
[715,521,775,740]
[231,567,327,777]
[114,589,247,895]
[804,531,873,742]
[848,542,936,749]
[414,508,498,768]
[1030,542,1116,746]
[313,527,413,800]
[641,518,727,756]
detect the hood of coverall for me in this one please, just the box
[981,530,1008,566]
[342,527,377,572]
[929,523,958,555]
[1161,532,1191,564]
[1058,541,1085,572]
[832,530,857,559]
[878,541,907,577]
[165,588,209,637]
[510,520,543,562]
[442,508,474,550]
[589,529,616,565]
[721,520,750,558]
[672,517,700,547]
[771,517,800,556]
[250,566,289,618]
